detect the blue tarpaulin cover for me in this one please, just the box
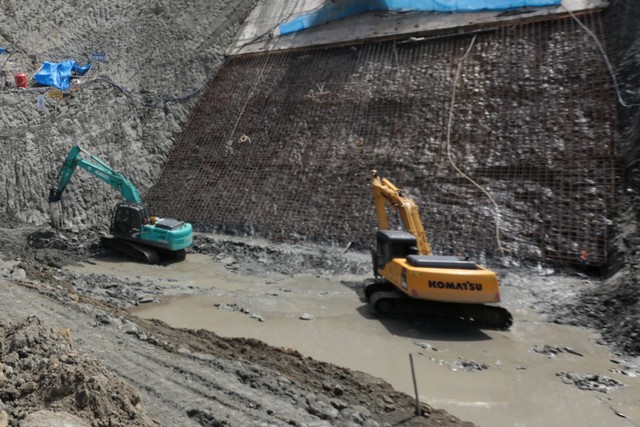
[33,61,92,90]
[279,0,561,35]
[0,48,5,54]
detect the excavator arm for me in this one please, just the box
[49,146,142,204]
[370,170,432,256]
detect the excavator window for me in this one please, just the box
[130,209,142,232]
[376,230,418,268]
[112,207,130,234]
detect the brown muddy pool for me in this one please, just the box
[68,253,640,427]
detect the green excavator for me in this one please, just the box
[49,145,193,264]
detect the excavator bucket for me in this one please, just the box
[49,201,63,229]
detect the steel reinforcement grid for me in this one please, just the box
[148,11,615,266]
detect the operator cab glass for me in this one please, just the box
[111,203,148,237]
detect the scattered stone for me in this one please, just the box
[532,344,563,356]
[533,345,584,358]
[176,346,191,355]
[332,384,344,396]
[557,371,624,393]
[338,405,371,424]
[609,367,639,378]
[450,359,489,372]
[413,341,438,351]
[214,303,263,322]
[11,268,27,280]
[308,398,339,420]
[220,257,236,265]
[138,295,155,304]
[329,398,347,410]
[215,303,234,311]
[250,313,264,322]
[120,320,139,335]
[4,353,19,367]
[19,381,37,396]
[563,347,584,357]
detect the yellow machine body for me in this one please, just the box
[378,259,501,304]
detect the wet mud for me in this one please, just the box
[64,248,640,427]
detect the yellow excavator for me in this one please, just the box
[364,170,512,329]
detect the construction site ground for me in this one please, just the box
[1,0,640,426]
[0,227,639,426]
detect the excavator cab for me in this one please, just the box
[374,230,419,273]
[110,202,148,238]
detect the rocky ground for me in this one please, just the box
[2,226,640,426]
[0,0,639,426]
[0,227,478,427]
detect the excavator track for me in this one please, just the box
[100,236,160,264]
[364,280,513,330]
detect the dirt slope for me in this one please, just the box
[0,0,257,228]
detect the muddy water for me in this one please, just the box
[69,254,640,427]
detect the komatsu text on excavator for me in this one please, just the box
[49,146,193,264]
[364,170,512,329]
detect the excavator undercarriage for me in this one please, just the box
[101,236,187,264]
[364,278,513,330]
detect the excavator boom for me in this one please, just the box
[370,171,431,255]
[49,146,142,204]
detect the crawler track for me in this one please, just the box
[364,279,513,330]
[101,236,160,264]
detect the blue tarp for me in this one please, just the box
[279,0,561,35]
[33,60,92,90]
[0,48,5,55]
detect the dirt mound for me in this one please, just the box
[0,316,159,427]
[551,265,640,356]
[136,318,474,427]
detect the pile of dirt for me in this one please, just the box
[550,264,640,356]
[0,316,160,427]
[135,317,474,427]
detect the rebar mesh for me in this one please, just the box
[148,12,615,266]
